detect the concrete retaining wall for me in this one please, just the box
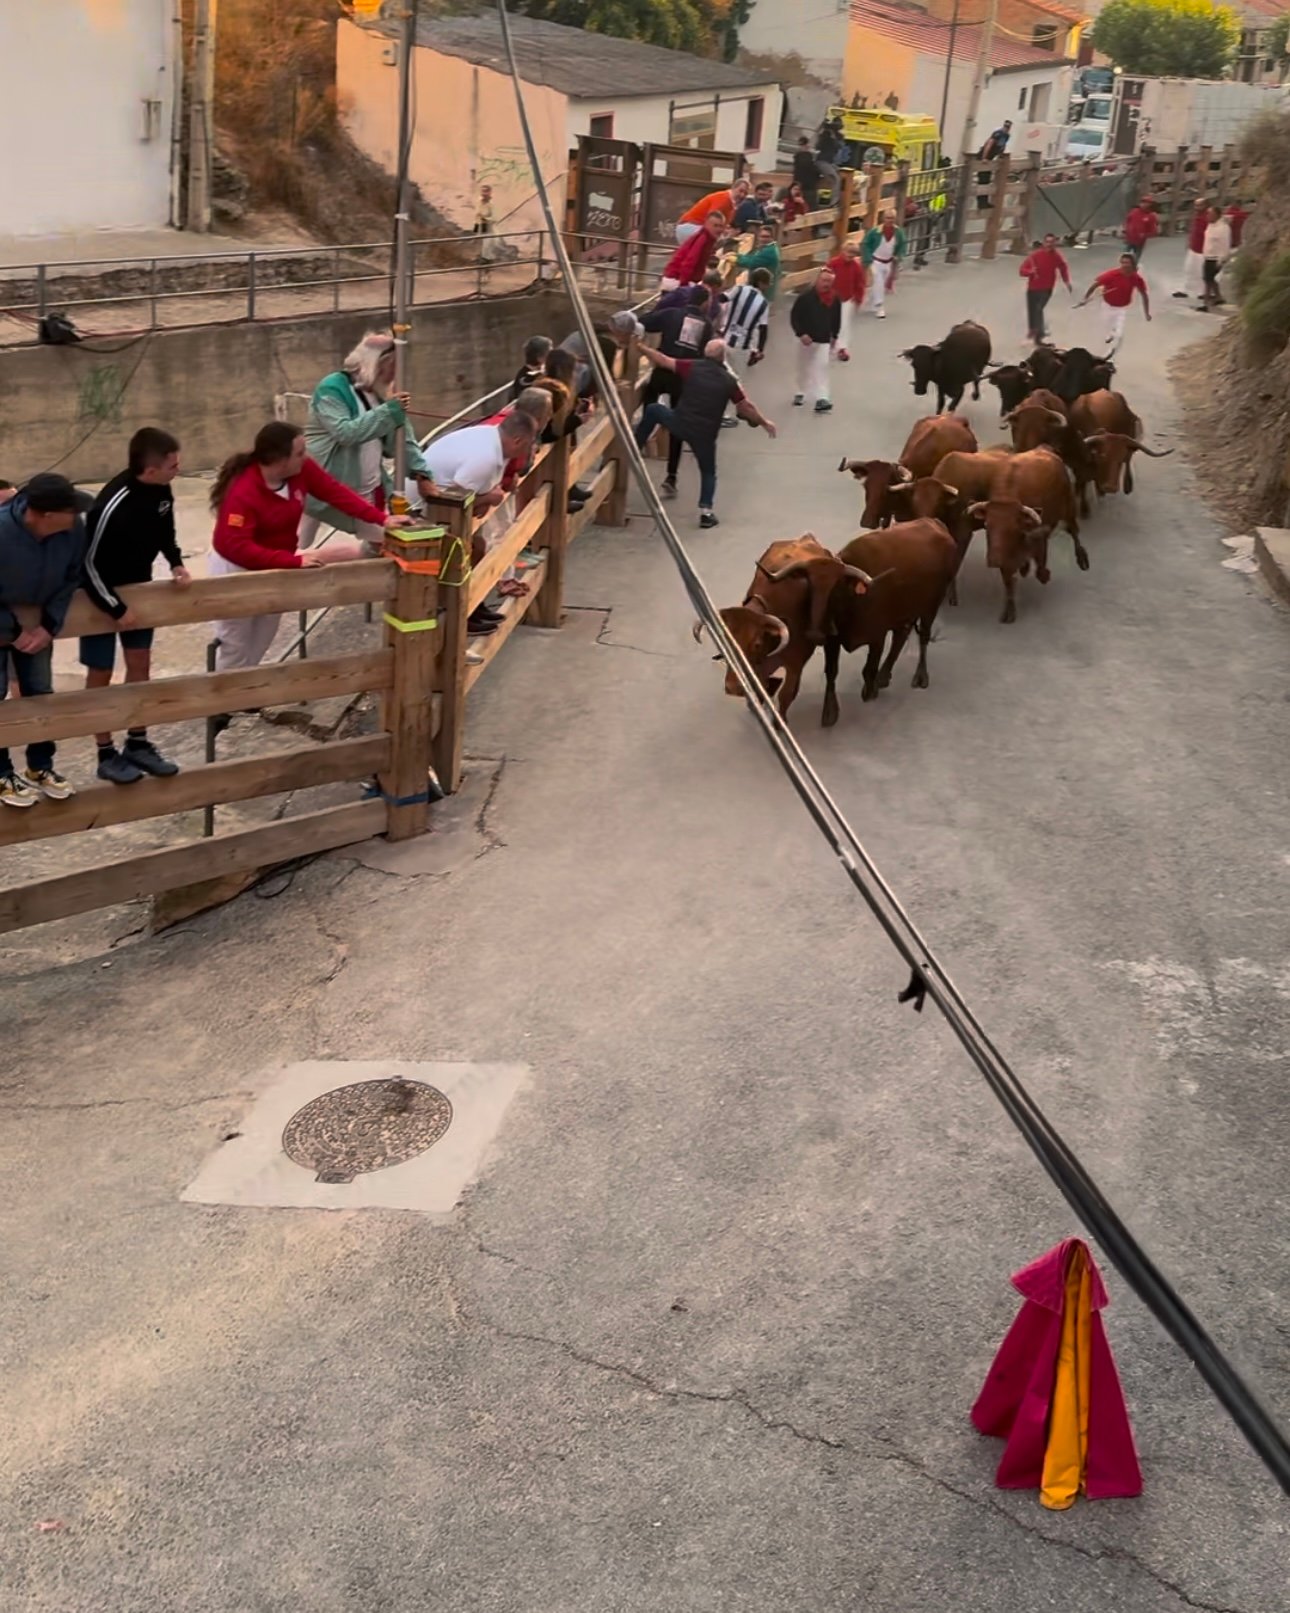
[0,289,586,484]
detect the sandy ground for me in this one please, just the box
[1,240,1287,1613]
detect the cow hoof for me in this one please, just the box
[822,699,839,728]
[1037,566,1051,585]
[877,670,893,689]
[1075,546,1090,571]
[1019,561,1031,577]
[912,669,929,689]
[861,683,879,702]
[947,582,958,608]
[1001,602,1017,624]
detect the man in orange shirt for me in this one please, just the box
[676,178,750,244]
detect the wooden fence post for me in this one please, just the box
[1012,153,1041,254]
[946,159,974,264]
[532,433,572,628]
[833,168,856,252]
[893,160,910,230]
[865,162,885,229]
[420,490,473,795]
[1167,146,1187,234]
[1198,144,1214,202]
[379,529,440,841]
[981,156,1011,259]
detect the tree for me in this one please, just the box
[506,0,738,57]
[1090,0,1240,78]
[1269,12,1289,74]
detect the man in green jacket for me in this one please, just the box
[301,332,434,552]
[730,223,783,300]
[860,211,907,320]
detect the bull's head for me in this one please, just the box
[1005,404,1068,452]
[1081,430,1173,495]
[887,476,964,528]
[766,554,876,644]
[693,606,792,699]
[967,499,1045,564]
[986,364,1034,417]
[899,343,939,396]
[838,457,912,528]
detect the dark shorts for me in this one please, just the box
[1202,257,1222,287]
[79,627,154,670]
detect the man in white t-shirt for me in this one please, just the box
[418,413,537,643]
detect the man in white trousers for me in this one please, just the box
[860,210,906,319]
[790,267,842,414]
[1076,252,1151,355]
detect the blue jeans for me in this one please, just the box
[0,644,56,774]
[635,402,718,509]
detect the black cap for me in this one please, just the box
[20,473,91,514]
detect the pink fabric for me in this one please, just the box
[971,1239,1143,1499]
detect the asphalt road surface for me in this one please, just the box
[2,239,1287,1612]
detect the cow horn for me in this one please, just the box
[766,559,813,583]
[895,464,913,483]
[1127,441,1174,458]
[1022,505,1043,526]
[966,501,988,518]
[764,614,792,656]
[1082,431,1108,443]
[842,563,874,591]
[936,481,960,497]
[838,456,848,472]
[691,619,706,643]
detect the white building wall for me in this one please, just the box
[0,0,176,239]
[566,85,784,171]
[735,0,850,88]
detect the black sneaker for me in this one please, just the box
[124,739,179,778]
[570,482,593,501]
[814,399,833,413]
[660,479,678,500]
[466,613,500,637]
[97,747,144,786]
[473,603,505,624]
[699,511,720,529]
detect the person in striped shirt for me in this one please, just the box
[723,270,773,369]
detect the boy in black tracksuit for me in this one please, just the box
[81,427,190,784]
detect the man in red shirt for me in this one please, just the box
[1174,197,1210,300]
[1019,233,1071,343]
[1123,197,1159,266]
[826,239,866,360]
[660,211,726,290]
[1225,202,1251,249]
[1077,252,1151,355]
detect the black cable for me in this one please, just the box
[493,0,1290,1492]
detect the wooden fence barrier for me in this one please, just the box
[0,387,634,935]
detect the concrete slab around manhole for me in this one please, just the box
[181,1059,530,1216]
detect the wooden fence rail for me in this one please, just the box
[0,374,637,935]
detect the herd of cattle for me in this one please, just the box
[698,320,1172,727]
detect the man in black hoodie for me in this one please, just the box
[790,267,842,414]
[81,427,191,784]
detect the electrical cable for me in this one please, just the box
[492,0,1290,1493]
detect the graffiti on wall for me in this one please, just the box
[78,364,126,426]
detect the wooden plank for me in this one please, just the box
[531,433,571,629]
[0,649,392,749]
[567,412,617,485]
[467,483,552,612]
[464,556,549,693]
[0,735,390,847]
[46,560,396,639]
[568,462,617,543]
[0,800,386,935]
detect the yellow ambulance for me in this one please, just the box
[827,109,943,174]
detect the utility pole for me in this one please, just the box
[959,0,999,165]
[186,0,218,233]
[939,0,961,140]
[392,0,418,493]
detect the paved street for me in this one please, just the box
[1,240,1287,1612]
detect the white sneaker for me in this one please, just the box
[466,646,484,665]
[0,771,37,809]
[877,308,887,319]
[22,766,75,801]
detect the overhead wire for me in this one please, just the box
[491,0,1290,1493]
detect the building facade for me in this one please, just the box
[0,0,178,239]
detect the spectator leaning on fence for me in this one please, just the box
[0,475,88,809]
[733,182,774,232]
[208,420,413,676]
[676,178,749,244]
[660,212,726,292]
[731,222,782,300]
[80,427,192,786]
[301,332,434,555]
[513,334,552,399]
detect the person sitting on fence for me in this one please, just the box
[730,222,782,300]
[733,182,775,233]
[419,412,539,641]
[301,332,434,557]
[777,183,809,228]
[660,212,727,293]
[512,334,552,399]
[208,421,413,676]
[79,427,191,786]
[793,137,821,209]
[826,239,866,361]
[815,120,842,201]
[0,474,88,809]
[675,179,749,245]
[634,337,777,528]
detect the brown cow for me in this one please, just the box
[1006,396,1094,516]
[966,446,1085,623]
[1069,389,1174,495]
[694,534,872,720]
[839,414,977,526]
[775,520,959,725]
[884,475,970,605]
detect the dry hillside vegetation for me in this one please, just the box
[1173,113,1290,530]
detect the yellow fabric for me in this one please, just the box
[1040,1246,1093,1510]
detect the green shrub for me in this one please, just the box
[1241,251,1290,351]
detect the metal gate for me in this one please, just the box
[1030,161,1137,242]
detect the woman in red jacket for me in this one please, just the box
[660,211,727,291]
[208,419,412,670]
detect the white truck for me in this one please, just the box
[1116,76,1288,155]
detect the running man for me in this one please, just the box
[1019,234,1071,344]
[1077,252,1150,355]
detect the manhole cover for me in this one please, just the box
[281,1079,453,1184]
